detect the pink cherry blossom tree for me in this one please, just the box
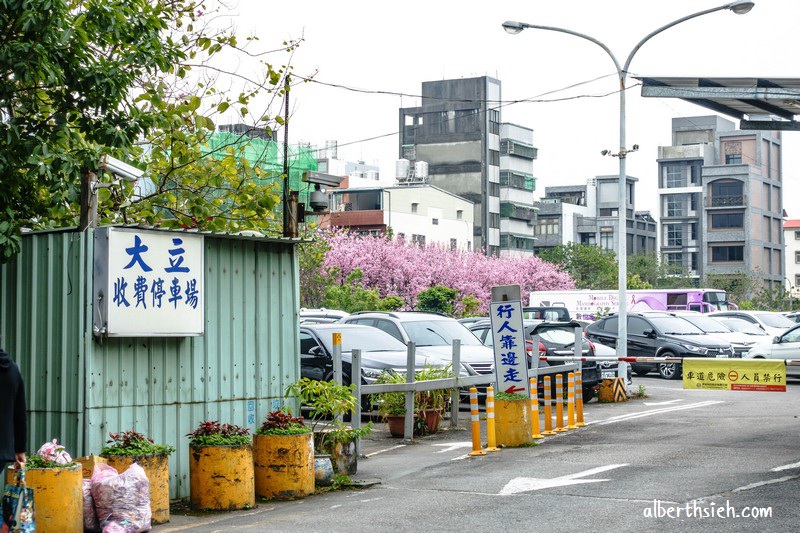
[305,230,574,315]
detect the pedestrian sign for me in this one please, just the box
[489,299,529,394]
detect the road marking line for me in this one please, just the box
[500,464,628,495]
[432,442,473,453]
[365,444,406,457]
[643,399,683,406]
[591,401,724,426]
[771,461,800,472]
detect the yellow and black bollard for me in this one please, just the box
[485,386,500,452]
[468,387,487,456]
[530,377,544,439]
[555,374,567,432]
[567,372,578,429]
[543,376,555,436]
[576,370,586,427]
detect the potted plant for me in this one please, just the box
[371,364,454,438]
[5,439,82,532]
[100,429,175,524]
[186,421,254,511]
[253,409,314,500]
[285,378,373,475]
[493,391,533,446]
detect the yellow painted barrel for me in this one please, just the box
[104,453,170,524]
[6,464,82,533]
[253,433,314,500]
[494,398,533,446]
[189,444,255,511]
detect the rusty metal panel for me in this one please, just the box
[0,230,87,459]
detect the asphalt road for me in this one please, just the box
[157,375,800,532]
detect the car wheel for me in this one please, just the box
[582,385,596,403]
[657,352,681,380]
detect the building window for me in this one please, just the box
[724,141,742,164]
[500,171,536,191]
[710,180,743,206]
[599,230,613,252]
[795,230,800,240]
[711,245,744,262]
[450,238,457,250]
[666,196,685,217]
[795,251,800,264]
[666,225,682,247]
[667,253,684,267]
[665,165,684,188]
[690,164,701,185]
[580,233,596,245]
[489,182,500,196]
[725,154,742,164]
[411,203,418,213]
[411,234,426,246]
[489,149,500,166]
[796,274,800,286]
[489,213,500,229]
[457,210,463,220]
[710,212,744,229]
[432,218,439,225]
[690,223,697,241]
[691,252,698,272]
[489,109,500,135]
[534,218,559,235]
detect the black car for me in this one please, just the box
[585,312,734,379]
[468,319,603,402]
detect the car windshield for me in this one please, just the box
[717,318,769,336]
[681,315,730,333]
[318,327,407,352]
[755,312,795,328]
[648,316,705,335]
[404,319,483,346]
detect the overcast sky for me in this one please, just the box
[222,0,800,218]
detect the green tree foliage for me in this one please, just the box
[299,233,332,309]
[704,272,754,306]
[626,252,695,288]
[538,243,617,289]
[416,286,458,315]
[323,269,403,313]
[1,0,296,260]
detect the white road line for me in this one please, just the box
[771,461,800,472]
[364,444,406,457]
[591,401,724,426]
[500,464,628,494]
[643,399,683,406]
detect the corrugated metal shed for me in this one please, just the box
[0,227,300,498]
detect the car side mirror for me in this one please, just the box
[773,336,780,344]
[309,345,324,356]
[644,329,656,339]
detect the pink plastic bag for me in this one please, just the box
[90,463,151,533]
[83,478,100,532]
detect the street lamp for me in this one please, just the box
[502,0,754,358]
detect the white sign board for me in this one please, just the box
[98,228,204,336]
[489,299,529,394]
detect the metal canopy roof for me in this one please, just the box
[636,77,800,131]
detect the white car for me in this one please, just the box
[709,311,795,337]
[743,322,800,378]
[664,311,760,357]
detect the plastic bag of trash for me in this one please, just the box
[90,463,151,533]
[36,438,73,464]
[83,478,100,532]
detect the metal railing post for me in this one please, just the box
[404,341,416,441]
[352,349,362,456]
[450,339,461,428]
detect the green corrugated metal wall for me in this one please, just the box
[0,229,300,498]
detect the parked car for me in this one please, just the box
[784,311,800,323]
[467,318,605,402]
[340,311,495,392]
[743,322,800,378]
[708,310,795,337]
[522,306,571,321]
[299,323,451,409]
[299,307,350,324]
[660,311,760,357]
[714,316,773,341]
[585,312,734,380]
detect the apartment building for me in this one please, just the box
[784,220,800,298]
[657,115,783,290]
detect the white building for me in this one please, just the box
[784,219,800,298]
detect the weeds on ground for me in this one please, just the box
[630,385,648,399]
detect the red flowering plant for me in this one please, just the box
[255,409,310,436]
[100,429,175,457]
[186,421,251,447]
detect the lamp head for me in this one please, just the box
[727,0,755,15]
[601,149,610,156]
[502,21,525,35]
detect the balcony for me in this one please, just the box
[707,195,745,208]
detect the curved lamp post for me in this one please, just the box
[502,1,754,358]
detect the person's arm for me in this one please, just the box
[13,374,27,464]
[14,452,25,469]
